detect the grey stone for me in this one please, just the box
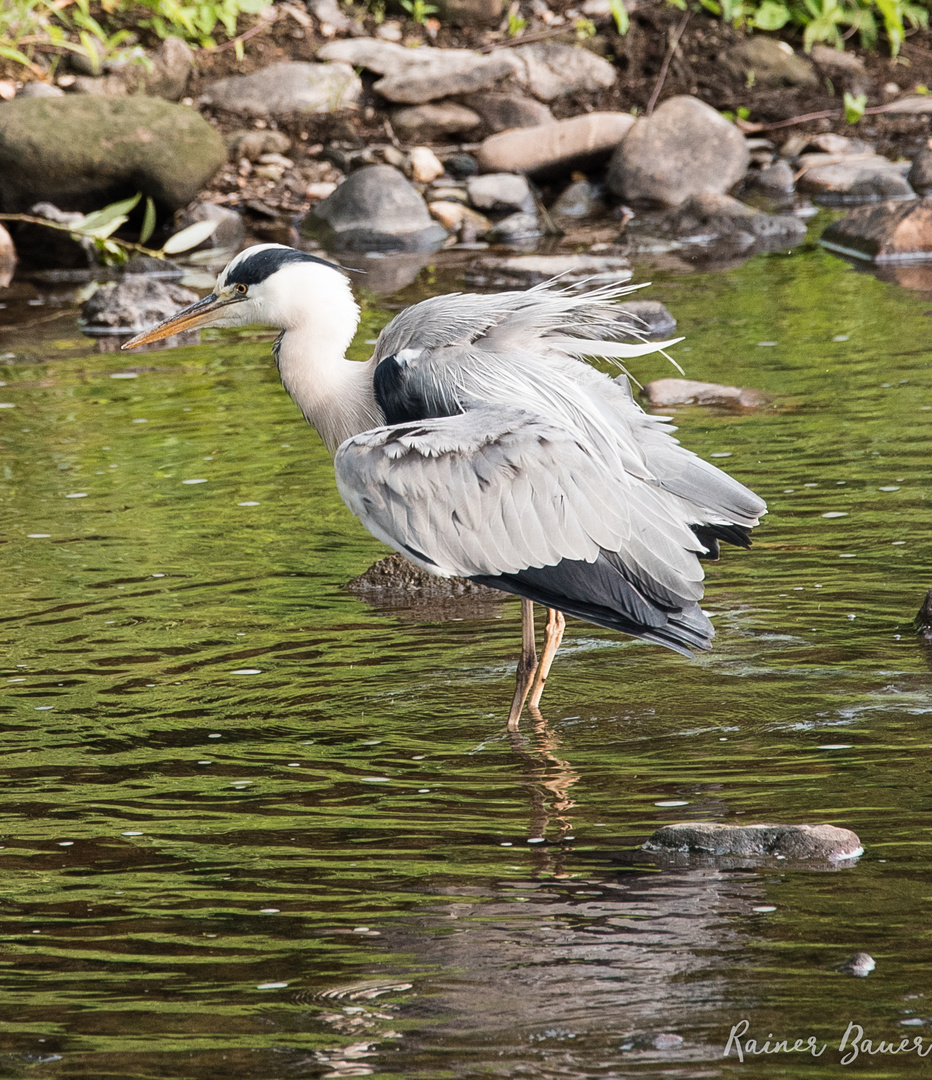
[375,51,518,104]
[550,179,604,219]
[178,202,245,251]
[0,96,225,214]
[607,96,750,208]
[510,42,616,100]
[749,159,795,197]
[391,102,482,138]
[665,191,806,246]
[643,377,769,409]
[229,129,292,162]
[199,61,362,117]
[71,73,133,96]
[820,197,932,263]
[319,39,519,104]
[304,164,448,252]
[810,44,866,76]
[348,553,505,622]
[485,210,543,243]
[908,147,932,196]
[81,276,200,338]
[615,299,676,340]
[644,822,863,862]
[15,82,64,98]
[837,952,875,977]
[143,36,195,101]
[435,0,504,25]
[478,112,634,178]
[468,252,631,286]
[723,37,818,88]
[798,157,913,204]
[445,153,479,179]
[467,172,535,213]
[308,0,352,35]
[463,92,554,133]
[0,222,15,288]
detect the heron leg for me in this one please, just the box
[528,607,565,710]
[507,599,537,731]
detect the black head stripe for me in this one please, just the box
[225,247,347,287]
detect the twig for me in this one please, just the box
[743,98,926,133]
[646,9,690,116]
[0,212,163,259]
[479,20,607,53]
[198,16,275,55]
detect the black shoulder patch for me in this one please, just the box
[226,248,345,287]
[373,354,433,425]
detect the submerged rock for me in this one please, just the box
[664,191,807,247]
[304,164,447,252]
[820,197,932,263]
[348,553,504,622]
[615,300,676,340]
[797,156,913,204]
[607,96,749,208]
[467,252,631,286]
[908,146,932,196]
[644,377,769,409]
[836,952,876,977]
[644,822,863,862]
[81,276,200,343]
[914,588,932,637]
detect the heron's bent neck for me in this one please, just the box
[273,282,382,455]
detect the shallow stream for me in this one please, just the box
[1,225,931,1078]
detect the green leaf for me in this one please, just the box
[80,194,141,234]
[139,196,157,246]
[843,90,867,124]
[752,0,790,30]
[608,0,629,34]
[161,218,219,255]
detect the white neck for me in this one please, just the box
[259,263,383,455]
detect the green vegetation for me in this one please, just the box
[695,0,927,54]
[0,193,220,264]
[0,0,267,77]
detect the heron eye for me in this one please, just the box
[234,283,248,295]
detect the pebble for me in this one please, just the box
[391,102,481,138]
[409,146,445,184]
[466,172,536,214]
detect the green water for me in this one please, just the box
[1,234,931,1079]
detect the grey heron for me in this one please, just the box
[123,243,766,728]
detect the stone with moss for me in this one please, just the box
[0,95,225,215]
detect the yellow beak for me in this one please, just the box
[121,291,245,349]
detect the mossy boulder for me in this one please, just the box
[0,96,225,215]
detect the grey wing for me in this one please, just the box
[334,405,717,654]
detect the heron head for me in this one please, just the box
[122,244,355,349]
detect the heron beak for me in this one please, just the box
[121,291,245,349]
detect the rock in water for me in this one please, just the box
[0,96,225,214]
[82,276,200,342]
[664,191,807,246]
[644,377,769,409]
[644,822,863,862]
[303,164,447,252]
[607,96,749,207]
[199,61,362,117]
[820,197,932,263]
[907,146,932,196]
[914,588,932,637]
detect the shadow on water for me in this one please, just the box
[1,230,932,1077]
